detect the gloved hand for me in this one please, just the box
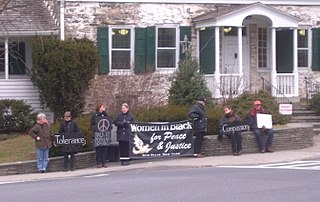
[217,134,223,141]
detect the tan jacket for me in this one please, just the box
[29,123,53,149]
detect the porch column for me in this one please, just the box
[5,39,8,80]
[271,27,277,96]
[214,26,220,98]
[293,28,299,96]
[238,27,243,92]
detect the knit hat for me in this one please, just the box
[198,96,207,103]
[253,100,262,105]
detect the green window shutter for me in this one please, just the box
[179,26,192,61]
[146,26,155,72]
[312,28,320,71]
[276,30,293,73]
[199,27,215,74]
[97,27,109,74]
[9,42,26,75]
[134,27,147,73]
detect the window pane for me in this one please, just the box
[298,50,308,67]
[258,27,267,68]
[158,28,175,47]
[157,49,176,68]
[112,29,130,48]
[298,29,308,48]
[0,44,4,73]
[111,51,130,69]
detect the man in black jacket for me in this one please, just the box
[188,96,208,157]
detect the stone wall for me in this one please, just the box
[0,125,313,176]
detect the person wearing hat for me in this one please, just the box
[59,111,81,171]
[29,113,53,173]
[247,100,274,153]
[188,96,208,157]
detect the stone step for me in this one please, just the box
[290,116,320,123]
[292,110,318,116]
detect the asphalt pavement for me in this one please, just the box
[1,132,319,184]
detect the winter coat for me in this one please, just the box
[59,120,81,153]
[188,101,208,132]
[219,111,241,135]
[246,107,267,131]
[29,123,53,149]
[114,111,135,142]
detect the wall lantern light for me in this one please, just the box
[224,27,232,33]
[298,29,306,36]
[119,29,129,35]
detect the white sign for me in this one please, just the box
[279,104,293,115]
[256,113,273,129]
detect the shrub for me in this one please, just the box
[0,99,36,133]
[224,91,291,125]
[30,36,99,120]
[310,93,320,115]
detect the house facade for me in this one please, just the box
[2,0,320,116]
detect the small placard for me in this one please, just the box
[256,113,273,129]
[279,104,293,115]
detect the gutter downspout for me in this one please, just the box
[60,0,65,41]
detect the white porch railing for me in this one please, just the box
[220,74,241,97]
[276,73,295,97]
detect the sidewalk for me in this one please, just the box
[1,135,319,184]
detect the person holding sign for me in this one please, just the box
[188,96,208,157]
[247,100,274,153]
[91,103,113,168]
[59,111,81,171]
[114,103,135,166]
[219,106,243,156]
[29,113,53,173]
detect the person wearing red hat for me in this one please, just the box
[246,100,274,153]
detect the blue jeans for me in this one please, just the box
[253,129,274,150]
[36,148,49,171]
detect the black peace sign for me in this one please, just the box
[97,118,110,132]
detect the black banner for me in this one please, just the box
[129,120,194,159]
[220,121,249,134]
[54,132,86,145]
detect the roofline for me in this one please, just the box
[0,30,59,37]
[58,0,320,6]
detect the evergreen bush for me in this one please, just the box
[30,36,99,120]
[0,99,36,133]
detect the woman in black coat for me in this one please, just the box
[114,103,135,166]
[59,111,80,171]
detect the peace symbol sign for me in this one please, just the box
[97,118,110,132]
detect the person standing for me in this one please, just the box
[59,111,80,171]
[29,113,53,173]
[247,100,274,153]
[91,103,113,168]
[218,105,243,156]
[188,96,208,157]
[114,103,135,166]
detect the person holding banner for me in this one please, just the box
[188,96,208,157]
[59,111,81,171]
[91,103,113,168]
[247,100,274,153]
[114,103,135,166]
[29,113,53,173]
[218,106,243,156]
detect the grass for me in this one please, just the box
[0,134,35,164]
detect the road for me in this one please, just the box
[1,165,320,202]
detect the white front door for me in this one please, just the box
[222,36,249,91]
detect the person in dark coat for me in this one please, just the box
[247,100,274,153]
[219,105,243,156]
[91,103,113,168]
[188,96,208,157]
[114,103,135,166]
[59,111,80,171]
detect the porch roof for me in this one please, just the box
[0,0,58,37]
[192,2,300,29]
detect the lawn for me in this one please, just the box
[0,134,35,164]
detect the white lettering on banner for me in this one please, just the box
[130,122,192,132]
[222,124,249,133]
[163,132,187,141]
[55,134,86,145]
[130,124,161,132]
[150,133,162,143]
[164,141,192,153]
[169,122,192,130]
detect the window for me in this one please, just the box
[258,27,268,69]
[0,42,26,77]
[298,29,309,68]
[156,27,178,69]
[111,28,133,70]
